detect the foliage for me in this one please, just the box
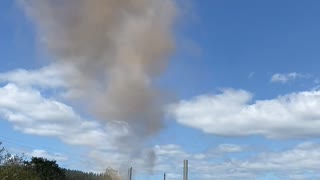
[4,154,26,166]
[0,142,10,165]
[0,143,41,179]
[25,157,66,180]
[0,142,25,166]
[0,142,4,159]
[64,169,112,180]
[0,165,41,180]
[1,142,118,180]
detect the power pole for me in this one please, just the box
[183,160,188,180]
[164,172,166,180]
[128,167,132,180]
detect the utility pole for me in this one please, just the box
[164,172,166,180]
[183,160,188,180]
[128,167,132,180]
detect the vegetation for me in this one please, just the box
[0,165,41,180]
[0,142,115,180]
[64,169,112,180]
[25,157,66,180]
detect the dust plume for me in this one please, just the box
[19,0,176,168]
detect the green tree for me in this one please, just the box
[64,169,112,180]
[0,165,41,180]
[26,157,66,180]
[0,142,41,180]
[0,142,26,166]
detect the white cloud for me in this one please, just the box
[270,72,308,83]
[28,149,68,162]
[169,88,320,138]
[215,144,245,153]
[0,84,103,144]
[182,143,320,179]
[234,142,320,178]
[0,65,142,173]
[1,81,320,179]
[128,142,320,180]
[0,83,128,149]
[0,64,66,89]
[0,81,135,173]
[2,65,320,179]
[0,63,93,99]
[8,118,317,179]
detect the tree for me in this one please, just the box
[0,142,41,180]
[0,165,41,180]
[0,142,26,166]
[4,154,26,166]
[1,142,115,180]
[0,142,10,165]
[64,169,112,180]
[26,157,66,180]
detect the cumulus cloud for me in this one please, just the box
[0,65,160,173]
[0,63,67,89]
[0,80,157,173]
[0,80,136,172]
[2,66,320,178]
[0,83,114,147]
[270,72,309,83]
[0,81,140,175]
[0,63,91,99]
[170,88,320,138]
[1,80,319,179]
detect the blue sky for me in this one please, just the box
[2,0,320,179]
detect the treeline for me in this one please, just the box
[0,142,114,180]
[64,169,112,180]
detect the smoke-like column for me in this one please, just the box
[20,0,176,169]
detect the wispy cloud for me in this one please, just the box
[28,149,68,162]
[61,141,320,179]
[248,72,255,79]
[169,88,320,139]
[0,63,67,89]
[270,72,309,83]
[215,144,245,153]
[149,142,320,179]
